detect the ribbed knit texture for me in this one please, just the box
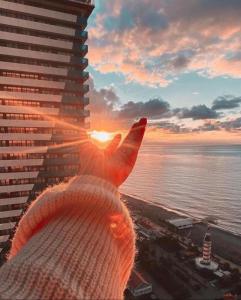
[0,176,136,299]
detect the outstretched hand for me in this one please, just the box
[79,118,147,187]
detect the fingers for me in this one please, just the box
[116,118,147,167]
[122,118,147,151]
[105,133,122,155]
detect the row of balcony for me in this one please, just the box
[62,96,89,105]
[80,44,88,56]
[79,31,88,40]
[68,69,89,80]
[59,108,90,117]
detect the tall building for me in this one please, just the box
[0,0,94,258]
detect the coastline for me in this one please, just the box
[123,192,241,237]
[122,193,241,267]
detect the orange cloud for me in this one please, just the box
[89,0,241,86]
[146,128,241,145]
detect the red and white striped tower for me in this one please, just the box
[201,227,212,265]
[195,226,218,271]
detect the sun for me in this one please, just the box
[90,130,113,143]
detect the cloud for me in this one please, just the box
[151,117,241,134]
[212,95,241,110]
[117,100,220,122]
[88,76,241,134]
[195,117,241,133]
[172,55,191,70]
[88,77,119,114]
[89,0,241,86]
[88,78,123,130]
[178,105,219,120]
[118,98,170,119]
[220,117,241,131]
[152,121,189,134]
[196,122,221,132]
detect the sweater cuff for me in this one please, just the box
[9,175,133,259]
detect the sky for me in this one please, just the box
[86,0,241,143]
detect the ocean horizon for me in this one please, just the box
[121,143,241,235]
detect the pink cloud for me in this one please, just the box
[88,0,241,86]
[210,57,241,77]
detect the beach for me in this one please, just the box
[122,193,241,267]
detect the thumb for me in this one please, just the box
[105,134,122,155]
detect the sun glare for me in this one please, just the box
[90,131,113,143]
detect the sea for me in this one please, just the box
[121,143,241,235]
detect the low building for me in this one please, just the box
[214,270,231,278]
[128,270,152,298]
[168,218,193,230]
[138,229,152,240]
[137,217,166,238]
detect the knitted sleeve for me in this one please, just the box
[0,176,136,300]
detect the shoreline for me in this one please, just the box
[122,193,241,267]
[123,192,241,237]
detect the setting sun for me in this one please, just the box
[90,130,113,143]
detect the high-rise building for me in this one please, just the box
[0,0,94,259]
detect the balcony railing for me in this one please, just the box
[60,108,90,117]
[83,0,95,6]
[80,31,88,39]
[69,0,95,6]
[81,58,88,67]
[83,85,89,93]
[80,45,88,52]
[83,97,89,106]
[68,69,88,79]
[82,71,89,80]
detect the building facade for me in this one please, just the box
[0,0,94,259]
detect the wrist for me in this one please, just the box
[9,175,121,258]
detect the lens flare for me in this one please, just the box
[90,131,112,143]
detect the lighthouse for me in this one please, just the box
[195,227,218,271]
[202,228,212,265]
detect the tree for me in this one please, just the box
[231,268,240,282]
[222,262,231,271]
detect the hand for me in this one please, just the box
[79,118,147,187]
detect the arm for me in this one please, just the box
[0,118,147,300]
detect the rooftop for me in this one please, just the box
[128,270,150,290]
[214,270,231,278]
[168,218,193,229]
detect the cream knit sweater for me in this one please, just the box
[0,176,135,299]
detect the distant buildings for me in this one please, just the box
[214,269,231,279]
[168,217,194,230]
[128,270,152,298]
[195,227,218,271]
[135,216,164,240]
[0,0,94,257]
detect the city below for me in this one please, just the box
[122,194,241,300]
